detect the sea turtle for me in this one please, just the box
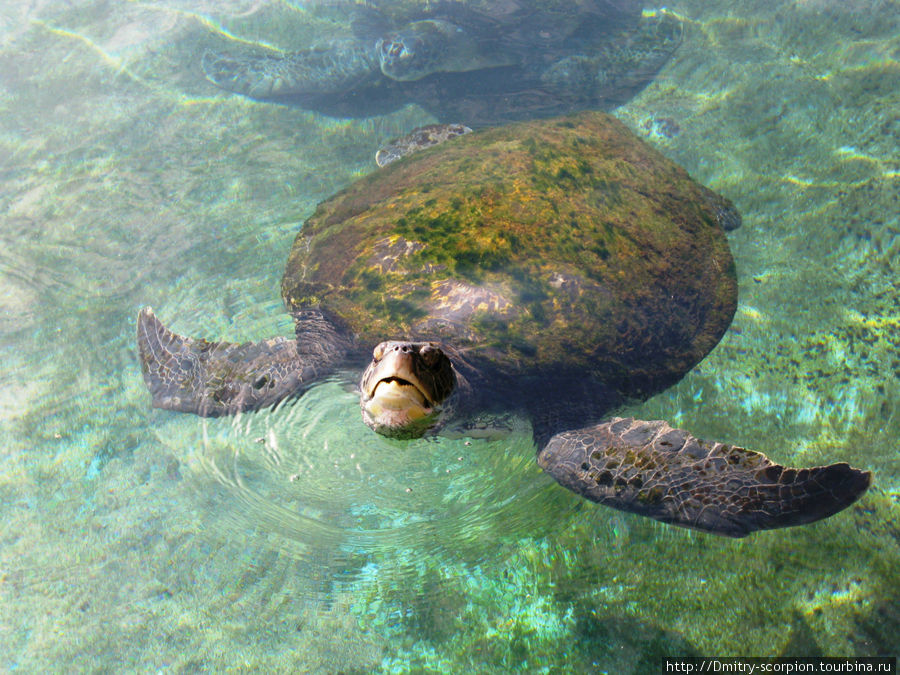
[200,3,681,125]
[136,112,870,537]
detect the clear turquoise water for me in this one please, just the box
[1,1,898,671]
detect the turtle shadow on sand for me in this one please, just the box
[197,1,685,126]
[136,112,870,538]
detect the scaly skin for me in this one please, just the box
[136,307,347,417]
[201,41,379,98]
[538,417,871,537]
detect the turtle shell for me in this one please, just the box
[358,0,638,26]
[282,111,737,399]
[354,0,642,51]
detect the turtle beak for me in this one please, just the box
[371,370,434,417]
[372,377,432,410]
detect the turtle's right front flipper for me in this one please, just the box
[136,307,335,417]
[538,417,871,537]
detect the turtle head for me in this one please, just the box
[360,340,456,439]
[376,20,449,81]
[376,31,428,81]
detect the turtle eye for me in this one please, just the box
[372,344,386,362]
[419,344,441,366]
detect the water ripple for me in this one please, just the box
[190,378,564,579]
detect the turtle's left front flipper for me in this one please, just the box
[136,307,337,417]
[537,417,871,537]
[201,42,378,99]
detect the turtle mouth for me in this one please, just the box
[371,376,433,411]
[364,376,437,437]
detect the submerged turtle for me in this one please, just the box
[201,3,681,124]
[137,112,870,537]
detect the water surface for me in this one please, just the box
[1,1,898,671]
